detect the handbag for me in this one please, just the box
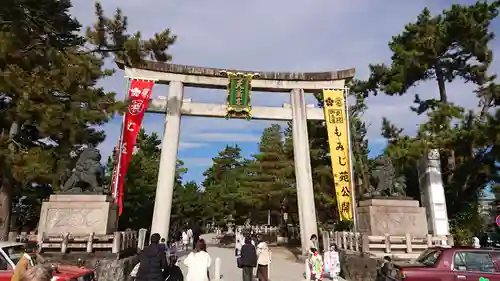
[237,257,242,268]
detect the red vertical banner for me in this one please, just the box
[111,79,155,216]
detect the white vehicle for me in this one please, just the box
[0,241,95,281]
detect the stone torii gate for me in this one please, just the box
[117,61,355,254]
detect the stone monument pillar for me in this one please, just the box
[418,149,450,237]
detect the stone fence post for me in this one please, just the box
[214,257,221,281]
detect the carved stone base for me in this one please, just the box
[38,195,118,235]
[356,199,428,236]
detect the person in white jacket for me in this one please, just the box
[235,231,243,256]
[182,230,189,251]
[256,241,271,281]
[184,239,212,281]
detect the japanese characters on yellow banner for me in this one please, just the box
[322,89,353,221]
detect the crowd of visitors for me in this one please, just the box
[234,230,273,281]
[130,223,208,281]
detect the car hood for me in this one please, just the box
[52,265,93,279]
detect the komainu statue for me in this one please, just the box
[60,148,105,194]
[363,155,407,198]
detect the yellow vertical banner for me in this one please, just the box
[322,89,353,221]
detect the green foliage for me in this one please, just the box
[366,0,500,240]
[105,129,204,230]
[4,0,500,241]
[171,180,205,228]
[0,0,177,238]
[202,145,248,225]
[85,2,176,65]
[113,130,161,229]
[240,125,295,224]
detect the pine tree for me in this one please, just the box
[0,0,177,239]
[239,125,291,224]
[202,145,247,225]
[368,1,500,238]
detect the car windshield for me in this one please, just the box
[416,249,442,266]
[2,245,24,265]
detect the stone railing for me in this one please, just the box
[330,231,454,259]
[8,229,148,255]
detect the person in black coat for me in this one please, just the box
[191,224,202,250]
[165,255,183,281]
[239,236,257,281]
[136,233,167,281]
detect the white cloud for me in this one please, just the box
[181,157,214,167]
[187,133,261,143]
[179,142,207,150]
[72,0,500,160]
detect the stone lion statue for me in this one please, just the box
[363,155,407,198]
[60,148,105,194]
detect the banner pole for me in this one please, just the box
[113,114,125,200]
[113,78,131,201]
[344,87,358,235]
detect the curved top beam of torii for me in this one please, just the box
[116,60,355,93]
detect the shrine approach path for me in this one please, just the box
[177,233,348,281]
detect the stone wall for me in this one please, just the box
[39,253,138,281]
[338,251,378,281]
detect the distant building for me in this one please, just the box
[478,196,496,222]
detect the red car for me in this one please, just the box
[0,242,94,281]
[397,246,500,281]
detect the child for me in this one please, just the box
[167,240,177,258]
[182,230,189,251]
[309,248,323,281]
[165,255,183,281]
[324,245,340,279]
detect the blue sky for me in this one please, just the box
[70,0,500,185]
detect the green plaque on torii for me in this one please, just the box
[220,71,259,120]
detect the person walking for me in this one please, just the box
[309,248,323,281]
[309,234,319,251]
[192,224,202,250]
[323,245,340,279]
[256,241,271,281]
[235,230,243,256]
[159,238,167,253]
[239,236,257,281]
[136,233,167,281]
[184,239,212,281]
[187,228,193,249]
[376,256,398,281]
[182,229,189,251]
[165,256,184,281]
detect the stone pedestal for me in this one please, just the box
[357,199,428,236]
[38,195,118,235]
